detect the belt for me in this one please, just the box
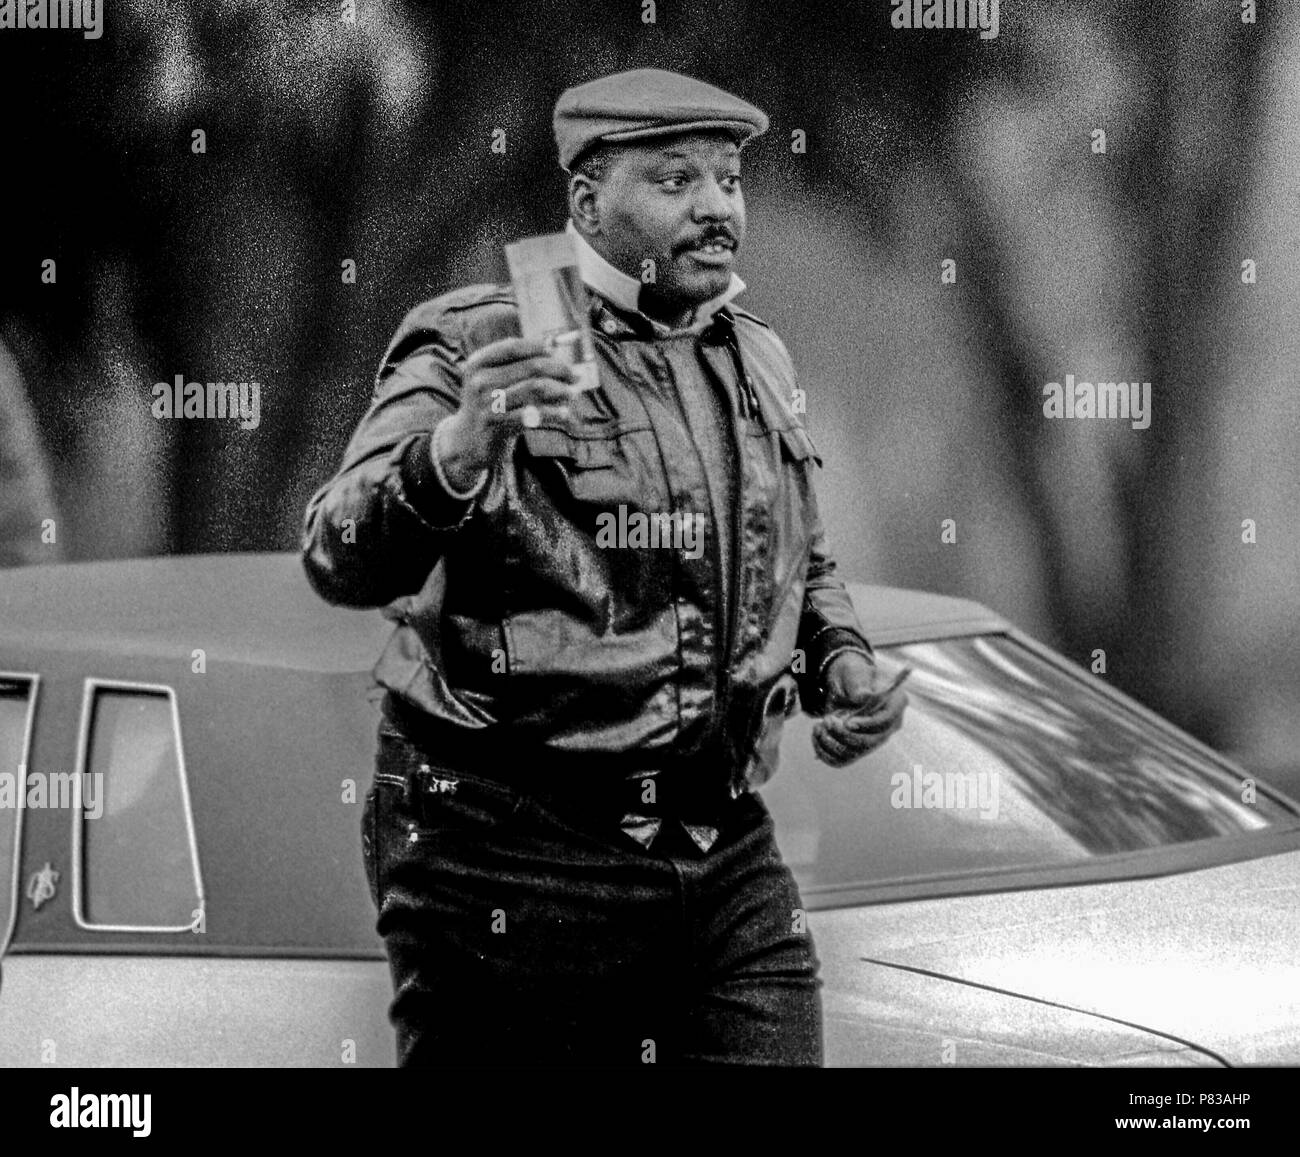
[536,766,743,825]
[380,693,745,824]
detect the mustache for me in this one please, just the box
[675,226,737,253]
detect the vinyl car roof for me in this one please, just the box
[0,552,1007,670]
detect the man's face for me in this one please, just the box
[577,132,746,321]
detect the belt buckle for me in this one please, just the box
[640,766,734,824]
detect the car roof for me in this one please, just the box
[0,552,1007,672]
[843,582,1006,646]
[0,552,391,673]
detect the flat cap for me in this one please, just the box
[554,68,769,171]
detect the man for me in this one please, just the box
[302,68,907,1067]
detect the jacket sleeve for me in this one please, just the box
[301,311,476,608]
[760,325,875,713]
[793,472,875,715]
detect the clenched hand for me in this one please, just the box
[436,337,581,491]
[811,652,909,767]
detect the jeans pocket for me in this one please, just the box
[412,773,525,836]
[375,732,524,840]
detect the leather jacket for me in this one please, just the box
[301,284,873,787]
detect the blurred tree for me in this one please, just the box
[0,334,61,566]
[0,0,1293,774]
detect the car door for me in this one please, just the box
[0,665,393,1067]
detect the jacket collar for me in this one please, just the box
[565,219,745,337]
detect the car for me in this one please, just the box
[1,552,1297,1066]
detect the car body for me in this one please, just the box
[1,552,1297,1066]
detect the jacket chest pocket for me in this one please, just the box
[776,425,822,469]
[519,426,641,509]
[775,424,821,545]
[739,423,820,611]
[745,422,821,500]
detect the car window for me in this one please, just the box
[0,676,36,951]
[77,685,202,930]
[767,635,1298,892]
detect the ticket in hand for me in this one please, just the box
[504,232,600,392]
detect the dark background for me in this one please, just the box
[1,0,1296,787]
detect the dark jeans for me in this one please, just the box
[361,729,823,1066]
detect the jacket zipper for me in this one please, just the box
[715,327,751,773]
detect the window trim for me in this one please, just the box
[0,670,40,957]
[71,678,206,934]
[800,825,1300,912]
